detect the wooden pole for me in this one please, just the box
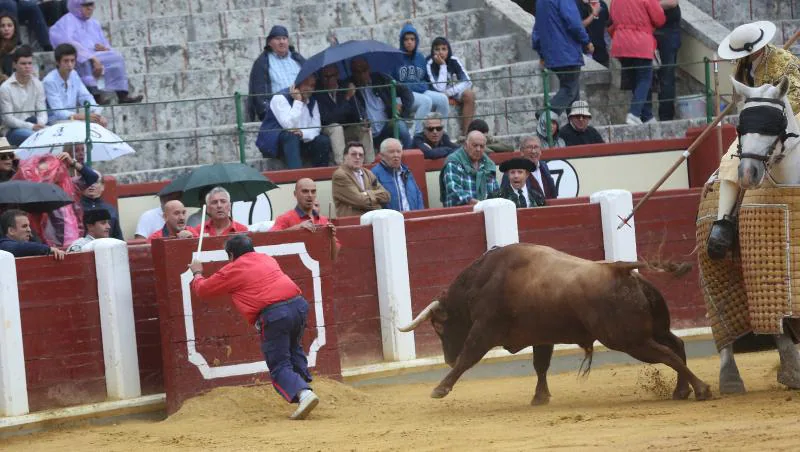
[196,204,207,254]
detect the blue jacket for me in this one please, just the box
[531,0,590,69]
[0,236,50,257]
[394,23,429,94]
[255,89,318,158]
[371,160,425,211]
[247,47,306,121]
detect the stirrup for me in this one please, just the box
[707,215,736,260]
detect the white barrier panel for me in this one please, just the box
[93,239,142,400]
[590,189,638,262]
[361,210,416,361]
[0,250,29,416]
[474,198,519,249]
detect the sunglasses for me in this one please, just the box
[425,126,443,132]
[0,153,14,160]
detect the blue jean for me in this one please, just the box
[549,66,581,115]
[374,119,411,150]
[258,296,313,403]
[0,0,51,50]
[279,131,331,169]
[6,115,37,146]
[411,90,450,134]
[656,28,681,120]
[620,58,654,121]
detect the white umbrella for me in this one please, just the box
[15,121,135,162]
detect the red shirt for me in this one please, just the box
[147,225,197,243]
[190,219,249,237]
[190,252,302,325]
[270,207,331,231]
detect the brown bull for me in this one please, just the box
[399,243,712,403]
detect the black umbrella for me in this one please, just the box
[0,180,74,212]
[157,163,279,208]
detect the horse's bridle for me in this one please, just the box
[733,97,799,166]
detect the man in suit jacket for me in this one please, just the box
[501,135,558,199]
[492,158,546,207]
[332,141,391,218]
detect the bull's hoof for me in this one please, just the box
[531,394,550,406]
[777,367,800,389]
[719,374,746,394]
[694,384,713,401]
[431,386,450,399]
[672,386,692,400]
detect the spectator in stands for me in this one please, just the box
[79,170,122,240]
[148,200,196,241]
[247,25,305,122]
[426,37,474,135]
[466,119,514,153]
[492,158,545,208]
[609,0,665,125]
[559,100,604,146]
[270,177,341,251]
[332,141,390,217]
[0,138,16,182]
[315,64,374,165]
[508,135,558,199]
[536,115,565,149]
[190,186,248,237]
[256,73,331,169]
[66,207,109,251]
[531,0,593,117]
[655,0,681,120]
[0,1,51,52]
[371,138,424,212]
[0,209,65,259]
[0,45,47,146]
[49,0,143,104]
[395,23,449,134]
[0,14,18,83]
[348,57,413,150]
[412,112,458,159]
[134,192,181,239]
[578,0,610,67]
[440,130,499,207]
[44,43,106,126]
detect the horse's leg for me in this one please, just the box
[719,344,746,394]
[774,333,800,389]
[531,344,554,406]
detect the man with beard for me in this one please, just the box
[0,209,65,259]
[148,200,196,241]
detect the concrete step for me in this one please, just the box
[95,0,358,22]
[469,60,611,100]
[704,0,796,24]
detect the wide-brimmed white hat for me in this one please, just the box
[718,21,776,60]
[568,100,592,118]
[0,137,15,154]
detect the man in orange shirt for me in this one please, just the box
[191,186,249,237]
[270,177,340,252]
[189,235,320,420]
[148,200,197,241]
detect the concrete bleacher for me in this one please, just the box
[24,0,730,183]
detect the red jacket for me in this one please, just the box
[190,252,302,325]
[609,0,665,60]
[189,219,249,237]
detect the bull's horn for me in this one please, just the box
[398,300,441,332]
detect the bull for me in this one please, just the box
[399,243,713,404]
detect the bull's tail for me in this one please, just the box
[601,259,692,278]
[577,345,594,379]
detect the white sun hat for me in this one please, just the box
[718,21,777,60]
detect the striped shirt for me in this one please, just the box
[268,53,301,94]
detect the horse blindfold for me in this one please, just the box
[737,105,787,137]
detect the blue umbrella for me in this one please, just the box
[295,39,404,85]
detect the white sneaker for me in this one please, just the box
[626,113,643,126]
[290,392,319,420]
[644,117,657,124]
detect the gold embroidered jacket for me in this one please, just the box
[734,44,800,112]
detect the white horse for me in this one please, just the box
[716,76,800,393]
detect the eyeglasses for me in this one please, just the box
[0,153,13,160]
[425,126,443,132]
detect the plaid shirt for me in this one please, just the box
[268,53,301,94]
[442,160,500,207]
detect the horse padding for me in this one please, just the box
[697,180,800,349]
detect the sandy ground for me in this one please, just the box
[5,351,800,451]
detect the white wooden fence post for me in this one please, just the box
[93,239,142,400]
[360,210,416,361]
[0,250,29,416]
[474,198,519,249]
[590,189,638,262]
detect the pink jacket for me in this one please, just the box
[609,0,666,60]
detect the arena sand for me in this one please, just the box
[5,351,800,451]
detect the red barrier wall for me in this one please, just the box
[151,231,341,414]
[518,202,604,260]
[128,244,163,394]
[16,253,106,412]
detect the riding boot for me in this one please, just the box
[707,180,741,260]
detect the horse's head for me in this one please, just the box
[732,76,796,189]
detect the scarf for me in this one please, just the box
[449,147,497,200]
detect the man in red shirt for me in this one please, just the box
[270,178,340,251]
[148,200,197,242]
[189,234,320,420]
[191,186,249,237]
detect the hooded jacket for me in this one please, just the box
[394,23,430,94]
[247,46,306,122]
[426,37,472,98]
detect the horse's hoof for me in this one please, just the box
[777,368,800,389]
[531,394,550,406]
[695,384,713,401]
[431,386,450,399]
[719,377,746,394]
[672,387,692,400]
